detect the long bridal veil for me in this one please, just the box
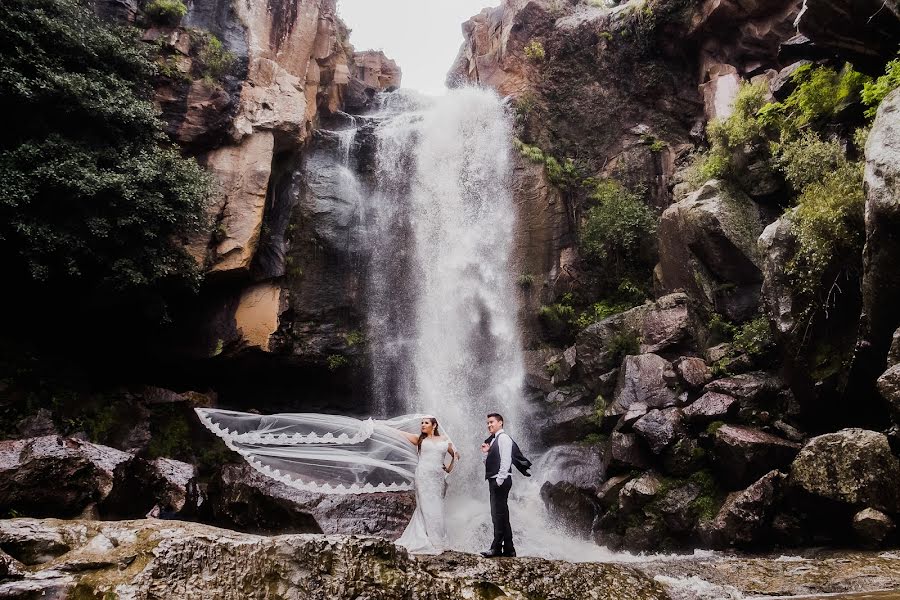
[195,409,448,494]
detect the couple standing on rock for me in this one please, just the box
[195,408,531,557]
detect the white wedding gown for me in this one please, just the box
[396,436,450,554]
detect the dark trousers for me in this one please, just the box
[488,477,513,553]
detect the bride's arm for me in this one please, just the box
[443,442,460,473]
[387,426,420,446]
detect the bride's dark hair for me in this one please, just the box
[417,417,439,454]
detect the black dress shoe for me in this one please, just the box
[480,550,502,558]
[501,551,516,557]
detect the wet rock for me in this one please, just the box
[607,354,678,419]
[0,519,670,600]
[703,470,784,548]
[543,405,600,444]
[633,409,687,454]
[596,474,631,507]
[713,425,800,489]
[674,357,712,389]
[0,437,130,518]
[760,216,798,338]
[541,481,600,539]
[538,443,606,493]
[524,350,555,393]
[769,60,812,100]
[661,437,707,477]
[657,181,768,322]
[797,0,900,68]
[789,428,900,512]
[852,508,896,548]
[619,472,662,512]
[863,89,900,362]
[607,432,652,473]
[683,392,738,424]
[889,327,900,368]
[620,402,649,430]
[204,463,415,537]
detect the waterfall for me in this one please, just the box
[333,87,616,559]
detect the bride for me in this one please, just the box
[194,409,458,554]
[393,416,459,554]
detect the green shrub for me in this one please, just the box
[513,138,545,163]
[195,32,236,82]
[538,302,576,337]
[608,328,641,362]
[345,330,365,347]
[517,273,535,288]
[581,179,657,272]
[774,130,845,190]
[0,0,210,307]
[862,55,900,118]
[707,82,769,151]
[763,64,869,132]
[732,316,773,358]
[326,355,349,371]
[145,0,187,25]
[787,162,865,311]
[524,39,545,61]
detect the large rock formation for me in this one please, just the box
[0,519,669,600]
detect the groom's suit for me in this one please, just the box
[484,429,518,556]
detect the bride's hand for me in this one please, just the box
[443,464,453,473]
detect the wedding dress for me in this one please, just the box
[195,408,452,553]
[395,436,450,554]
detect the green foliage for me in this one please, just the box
[544,360,561,377]
[326,354,349,371]
[707,82,769,150]
[0,0,211,307]
[345,330,365,347]
[862,55,900,118]
[579,432,609,446]
[786,162,865,311]
[524,39,545,61]
[513,139,581,189]
[705,420,725,435]
[194,32,236,83]
[774,130,845,190]
[144,0,187,25]
[688,470,724,522]
[853,126,870,153]
[581,179,657,273]
[573,279,646,329]
[147,406,191,459]
[762,64,870,132]
[538,302,576,337]
[732,316,773,358]
[685,149,730,187]
[517,273,535,288]
[707,313,737,344]
[608,328,641,363]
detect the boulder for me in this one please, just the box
[607,354,678,418]
[619,472,662,513]
[889,327,900,368]
[0,437,131,518]
[541,481,600,539]
[683,392,738,424]
[759,216,798,337]
[607,432,652,473]
[596,474,632,507]
[712,425,800,489]
[638,293,695,355]
[704,371,782,404]
[661,437,707,477]
[657,181,769,322]
[0,519,670,600]
[100,457,196,519]
[537,444,606,493]
[789,429,900,512]
[656,481,702,534]
[769,61,812,100]
[797,0,900,68]
[863,89,900,361]
[633,409,687,454]
[703,470,784,548]
[543,404,601,444]
[674,357,712,389]
[852,508,896,548]
[0,519,83,565]
[876,364,900,416]
[203,463,415,538]
[14,409,57,438]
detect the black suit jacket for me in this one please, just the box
[484,433,532,477]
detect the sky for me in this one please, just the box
[336,0,500,95]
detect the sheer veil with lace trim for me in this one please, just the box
[195,409,451,494]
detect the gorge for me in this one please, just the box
[2,0,900,597]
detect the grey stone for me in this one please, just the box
[608,432,651,473]
[674,357,712,389]
[713,425,799,489]
[684,392,738,424]
[633,408,686,454]
[607,354,678,418]
[703,470,784,548]
[790,429,900,512]
[852,508,896,548]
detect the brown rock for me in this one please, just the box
[596,474,632,507]
[607,354,679,418]
[704,470,784,548]
[639,293,695,355]
[608,432,651,473]
[619,472,662,512]
[684,392,738,424]
[633,408,687,454]
[351,51,401,91]
[877,364,900,416]
[852,508,896,548]
[674,357,712,389]
[704,371,782,404]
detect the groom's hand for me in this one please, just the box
[481,443,490,454]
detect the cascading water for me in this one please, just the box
[329,87,619,560]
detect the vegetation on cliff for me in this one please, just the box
[0,0,210,319]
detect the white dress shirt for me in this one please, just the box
[490,429,513,484]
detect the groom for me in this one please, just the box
[480,412,522,558]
